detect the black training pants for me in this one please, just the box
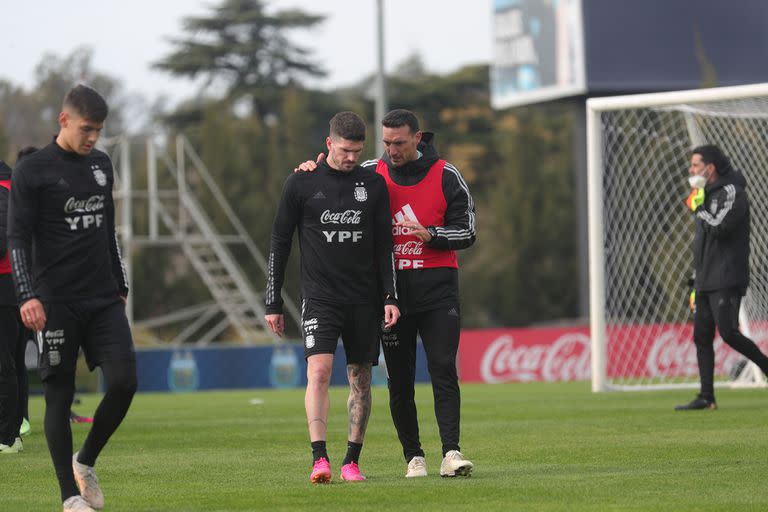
[382,305,461,461]
[694,288,768,397]
[40,298,137,502]
[0,306,25,443]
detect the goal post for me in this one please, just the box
[587,83,768,392]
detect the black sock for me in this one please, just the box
[311,441,328,462]
[343,441,363,465]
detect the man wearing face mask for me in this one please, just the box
[676,144,768,410]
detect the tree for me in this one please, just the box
[461,101,579,326]
[0,123,8,161]
[153,0,326,119]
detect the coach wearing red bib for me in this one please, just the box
[364,109,476,478]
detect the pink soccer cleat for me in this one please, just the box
[310,457,332,484]
[70,412,94,424]
[340,462,366,481]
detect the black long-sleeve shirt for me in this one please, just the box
[265,161,396,314]
[7,140,128,304]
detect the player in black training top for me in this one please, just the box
[265,111,399,484]
[7,85,136,512]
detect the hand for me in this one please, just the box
[265,314,285,337]
[383,305,400,329]
[397,220,433,242]
[120,295,127,305]
[685,188,705,211]
[20,298,46,332]
[294,153,326,173]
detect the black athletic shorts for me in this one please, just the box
[301,298,379,364]
[37,296,135,381]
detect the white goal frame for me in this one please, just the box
[588,83,768,392]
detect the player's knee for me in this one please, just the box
[108,375,137,399]
[104,366,138,397]
[718,326,744,346]
[307,364,332,386]
[351,375,371,396]
[427,355,458,377]
[385,368,414,391]
[693,332,715,348]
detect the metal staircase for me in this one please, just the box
[108,134,300,344]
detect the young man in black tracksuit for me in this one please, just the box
[265,112,399,483]
[8,85,136,512]
[677,144,768,410]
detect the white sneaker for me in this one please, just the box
[0,437,23,454]
[405,456,427,478]
[63,496,95,512]
[72,452,104,509]
[440,450,474,477]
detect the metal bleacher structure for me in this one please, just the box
[103,134,300,345]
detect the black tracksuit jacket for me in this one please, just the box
[7,140,128,304]
[693,167,750,293]
[265,161,396,314]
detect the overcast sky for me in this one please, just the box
[0,0,492,105]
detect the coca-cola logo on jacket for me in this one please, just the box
[394,241,423,256]
[64,195,105,214]
[320,209,362,225]
[480,333,591,383]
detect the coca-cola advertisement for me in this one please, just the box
[458,324,768,383]
[459,327,591,383]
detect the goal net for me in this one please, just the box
[587,83,768,391]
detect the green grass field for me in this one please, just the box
[4,381,768,511]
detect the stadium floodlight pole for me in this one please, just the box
[374,0,387,156]
[147,138,158,240]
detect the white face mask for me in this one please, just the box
[688,174,707,189]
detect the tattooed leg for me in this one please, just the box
[347,363,372,443]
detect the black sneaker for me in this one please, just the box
[674,394,717,411]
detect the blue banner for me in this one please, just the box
[135,342,431,392]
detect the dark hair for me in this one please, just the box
[329,111,366,142]
[692,144,731,174]
[381,109,420,133]
[63,84,109,122]
[17,146,38,162]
